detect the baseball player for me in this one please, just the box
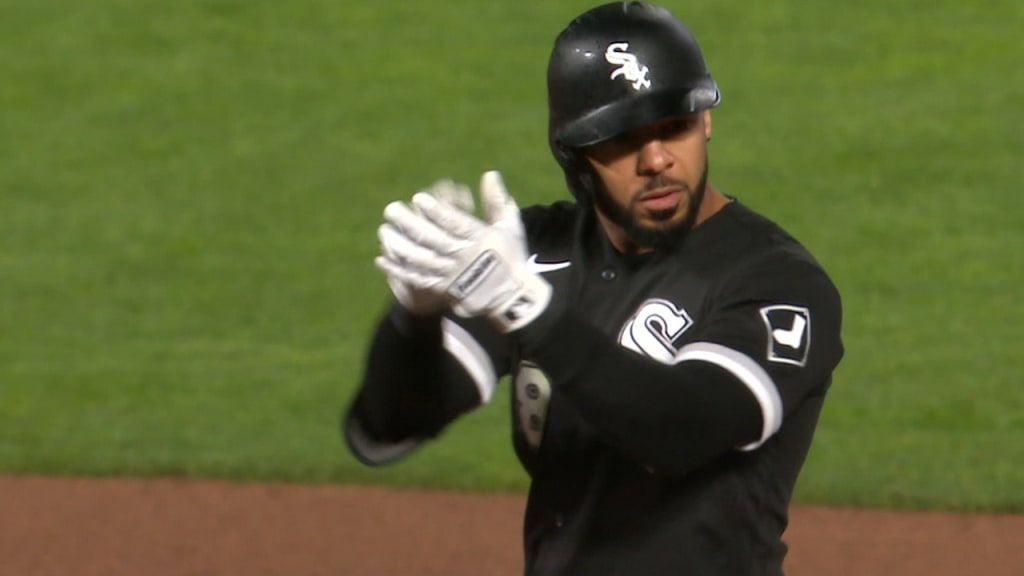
[344,2,844,575]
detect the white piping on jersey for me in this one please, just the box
[673,342,784,451]
[442,318,497,404]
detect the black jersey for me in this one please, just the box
[346,199,844,576]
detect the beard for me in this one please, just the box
[592,159,709,253]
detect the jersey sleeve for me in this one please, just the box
[684,256,844,450]
[343,304,511,465]
[513,255,843,476]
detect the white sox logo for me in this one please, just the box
[618,299,693,364]
[605,42,651,90]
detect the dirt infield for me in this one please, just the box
[1,475,1021,575]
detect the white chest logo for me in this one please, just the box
[605,42,651,90]
[618,299,693,364]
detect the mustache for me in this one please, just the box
[633,176,689,199]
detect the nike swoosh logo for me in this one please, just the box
[772,315,807,348]
[526,253,571,273]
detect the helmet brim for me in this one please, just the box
[555,80,720,149]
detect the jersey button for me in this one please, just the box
[600,268,616,281]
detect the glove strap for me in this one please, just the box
[490,274,552,333]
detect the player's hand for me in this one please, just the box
[376,180,474,315]
[375,171,552,333]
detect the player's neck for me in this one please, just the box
[695,184,731,227]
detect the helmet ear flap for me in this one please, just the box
[552,139,573,166]
[556,146,598,204]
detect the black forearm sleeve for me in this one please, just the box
[344,305,483,464]
[517,306,762,476]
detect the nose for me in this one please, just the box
[637,139,673,175]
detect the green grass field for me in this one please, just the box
[1,1,1021,512]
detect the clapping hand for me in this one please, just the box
[375,171,551,333]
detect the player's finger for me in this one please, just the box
[480,170,521,225]
[378,223,457,273]
[374,255,447,292]
[412,192,483,239]
[425,179,475,213]
[383,200,462,252]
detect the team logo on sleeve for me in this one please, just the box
[759,305,811,367]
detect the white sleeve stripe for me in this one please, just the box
[674,341,784,451]
[441,318,497,404]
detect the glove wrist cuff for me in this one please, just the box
[489,276,553,333]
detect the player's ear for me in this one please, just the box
[703,109,712,141]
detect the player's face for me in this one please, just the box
[584,111,712,251]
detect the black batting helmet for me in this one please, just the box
[547,2,720,199]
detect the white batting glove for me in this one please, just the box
[376,180,474,315]
[375,171,552,333]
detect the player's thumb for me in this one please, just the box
[480,170,519,226]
